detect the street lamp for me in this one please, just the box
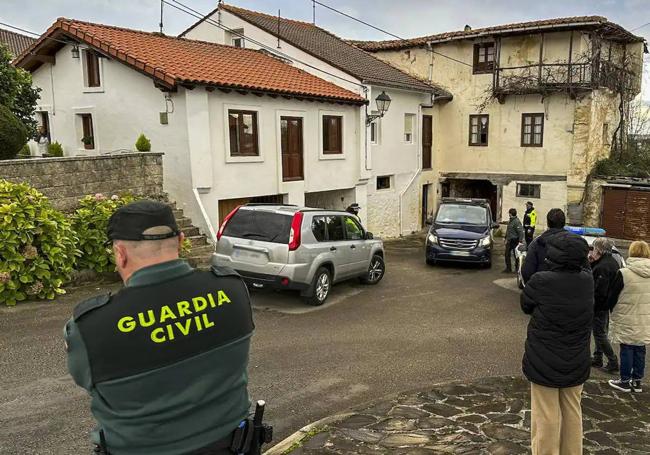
[71,45,80,58]
[366,91,391,126]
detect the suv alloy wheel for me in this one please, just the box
[304,267,331,306]
[361,254,385,285]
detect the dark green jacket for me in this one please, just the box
[506,216,525,242]
[64,260,254,455]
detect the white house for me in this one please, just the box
[16,18,368,240]
[181,3,452,237]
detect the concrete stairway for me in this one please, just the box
[168,201,214,269]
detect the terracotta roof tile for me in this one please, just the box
[350,16,645,52]
[0,27,36,58]
[201,4,450,97]
[15,18,366,104]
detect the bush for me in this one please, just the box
[135,133,151,152]
[0,104,28,160]
[18,143,31,157]
[47,141,64,157]
[0,180,79,305]
[71,194,135,273]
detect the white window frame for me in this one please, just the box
[229,29,245,48]
[223,104,264,163]
[370,111,380,145]
[319,110,346,160]
[80,48,104,93]
[404,113,416,144]
[72,107,100,153]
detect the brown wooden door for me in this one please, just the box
[422,115,432,169]
[281,117,304,181]
[623,190,650,241]
[602,188,628,239]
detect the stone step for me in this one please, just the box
[187,256,211,270]
[176,217,192,228]
[190,244,215,256]
[182,226,200,237]
[172,208,184,219]
[186,235,208,247]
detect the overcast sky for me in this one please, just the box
[2,0,649,98]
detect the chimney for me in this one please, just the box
[464,24,472,32]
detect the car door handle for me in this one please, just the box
[330,246,337,251]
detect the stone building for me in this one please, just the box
[352,16,646,227]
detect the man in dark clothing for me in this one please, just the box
[521,230,593,455]
[589,237,620,373]
[64,201,256,455]
[521,208,566,284]
[523,201,537,246]
[504,208,524,273]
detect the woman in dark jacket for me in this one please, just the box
[521,230,593,455]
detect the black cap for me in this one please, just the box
[106,200,179,244]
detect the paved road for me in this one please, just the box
[0,235,613,454]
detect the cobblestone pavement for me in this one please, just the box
[281,376,650,454]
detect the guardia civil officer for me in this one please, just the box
[523,201,537,246]
[64,200,255,454]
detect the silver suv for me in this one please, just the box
[212,204,385,305]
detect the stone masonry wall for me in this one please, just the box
[0,152,163,211]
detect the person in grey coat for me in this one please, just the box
[504,208,524,273]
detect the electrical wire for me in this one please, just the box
[630,22,650,32]
[311,0,474,68]
[164,0,367,90]
[0,21,77,47]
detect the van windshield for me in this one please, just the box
[436,204,487,225]
[223,209,292,243]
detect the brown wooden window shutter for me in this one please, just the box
[323,115,343,154]
[85,51,101,87]
[228,110,259,156]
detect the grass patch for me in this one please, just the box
[281,426,328,454]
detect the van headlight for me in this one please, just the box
[427,233,438,245]
[479,236,491,248]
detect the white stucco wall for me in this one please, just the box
[501,180,568,231]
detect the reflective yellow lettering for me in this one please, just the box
[217,290,231,306]
[117,316,136,333]
[194,315,203,331]
[193,297,208,312]
[159,305,177,323]
[166,324,175,341]
[176,300,192,317]
[151,328,166,343]
[138,310,155,327]
[207,293,217,308]
[202,313,215,329]
[175,319,192,336]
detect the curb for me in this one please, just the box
[263,412,354,455]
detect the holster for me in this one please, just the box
[230,419,273,454]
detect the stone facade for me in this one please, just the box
[0,152,163,211]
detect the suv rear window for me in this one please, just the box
[223,209,292,243]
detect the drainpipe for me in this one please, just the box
[398,102,425,235]
[193,188,218,245]
[427,42,434,82]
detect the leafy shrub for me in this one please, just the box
[47,141,64,157]
[71,194,135,273]
[135,133,151,152]
[594,154,650,178]
[0,104,28,160]
[0,180,79,305]
[18,143,31,157]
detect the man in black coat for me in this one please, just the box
[521,230,593,455]
[521,208,566,284]
[589,237,621,373]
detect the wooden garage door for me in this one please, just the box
[602,187,650,241]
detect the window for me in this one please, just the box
[517,183,541,199]
[79,114,95,150]
[229,29,244,48]
[473,43,495,74]
[469,114,489,146]
[322,115,342,154]
[222,209,292,244]
[404,113,415,143]
[370,112,379,144]
[521,113,544,147]
[228,110,259,156]
[83,50,101,88]
[377,175,391,190]
[312,216,327,242]
[325,215,345,241]
[344,216,364,240]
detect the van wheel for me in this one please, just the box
[360,255,385,285]
[304,267,331,306]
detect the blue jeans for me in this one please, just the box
[620,344,646,381]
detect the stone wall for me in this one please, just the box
[0,152,163,211]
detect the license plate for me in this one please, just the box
[233,249,267,264]
[449,250,471,257]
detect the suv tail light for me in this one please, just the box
[288,212,304,251]
[217,205,241,241]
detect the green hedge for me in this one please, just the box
[0,180,79,305]
[0,104,28,160]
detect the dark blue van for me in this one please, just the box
[425,198,499,267]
